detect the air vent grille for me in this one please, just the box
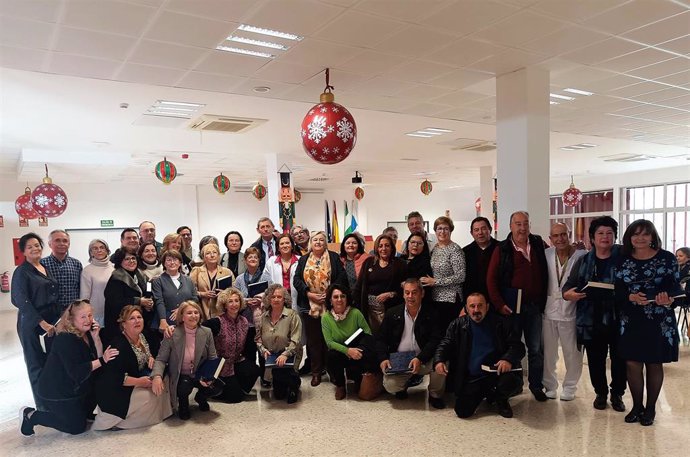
[189,115,267,133]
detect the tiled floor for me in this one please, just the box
[1,309,688,457]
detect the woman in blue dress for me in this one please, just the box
[614,219,682,427]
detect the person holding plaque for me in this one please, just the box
[190,243,234,320]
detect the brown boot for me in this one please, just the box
[358,372,383,401]
[335,386,346,400]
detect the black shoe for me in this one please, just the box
[195,393,210,412]
[593,394,607,410]
[625,406,644,423]
[640,409,655,426]
[395,390,409,400]
[496,400,513,418]
[260,378,272,388]
[429,395,445,410]
[19,407,35,436]
[178,406,191,420]
[531,389,548,402]
[287,388,298,404]
[406,374,424,388]
[610,394,626,412]
[273,389,287,400]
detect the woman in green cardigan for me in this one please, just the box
[321,284,380,401]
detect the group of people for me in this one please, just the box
[11,212,687,436]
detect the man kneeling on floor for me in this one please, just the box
[433,292,524,418]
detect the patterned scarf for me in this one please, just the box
[215,313,248,377]
[330,306,350,322]
[304,251,331,317]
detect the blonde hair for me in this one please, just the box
[117,305,143,331]
[309,231,327,252]
[175,300,203,326]
[162,233,183,251]
[201,243,220,258]
[215,287,246,316]
[56,299,93,337]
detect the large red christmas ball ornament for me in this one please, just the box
[252,183,267,201]
[31,172,68,218]
[300,92,357,165]
[15,187,39,219]
[354,187,364,201]
[563,182,583,207]
[213,173,230,194]
[155,157,177,184]
[420,180,433,196]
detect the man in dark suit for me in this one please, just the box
[463,216,498,299]
[250,217,278,271]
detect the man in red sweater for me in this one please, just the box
[487,211,548,401]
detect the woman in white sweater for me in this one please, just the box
[80,239,114,326]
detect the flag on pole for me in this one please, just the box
[350,199,359,235]
[344,200,357,236]
[332,200,340,243]
[325,200,332,242]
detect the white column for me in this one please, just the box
[496,67,550,239]
[265,154,279,226]
[479,166,494,222]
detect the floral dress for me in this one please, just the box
[614,249,682,363]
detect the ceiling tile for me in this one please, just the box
[468,49,548,75]
[402,102,455,117]
[355,0,448,22]
[289,69,367,93]
[194,51,270,76]
[62,0,157,36]
[560,38,643,65]
[426,38,507,67]
[531,0,628,22]
[230,78,299,98]
[582,0,687,35]
[471,10,566,47]
[117,63,186,86]
[129,40,207,69]
[597,47,676,73]
[145,10,234,48]
[521,24,609,57]
[165,0,256,22]
[656,35,690,55]
[463,78,496,96]
[563,74,642,93]
[431,90,490,106]
[463,96,497,111]
[244,0,344,37]
[0,0,61,22]
[550,65,620,87]
[658,93,690,108]
[622,11,690,46]
[608,81,674,98]
[372,25,456,58]
[421,1,520,36]
[336,91,415,112]
[280,39,360,67]
[312,10,404,47]
[394,84,454,101]
[175,71,244,92]
[628,57,690,80]
[48,53,120,79]
[632,87,690,103]
[384,60,457,84]
[254,61,327,85]
[656,69,690,86]
[353,77,418,96]
[428,68,494,90]
[336,50,408,76]
[54,27,137,61]
[0,45,47,71]
[0,16,54,48]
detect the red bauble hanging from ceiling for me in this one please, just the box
[563,176,583,207]
[354,186,364,201]
[31,165,68,218]
[15,186,39,219]
[300,69,357,165]
[213,173,230,194]
[252,183,267,201]
[420,180,433,196]
[155,157,177,184]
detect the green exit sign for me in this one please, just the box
[100,219,114,227]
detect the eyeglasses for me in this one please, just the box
[435,227,450,232]
[124,256,137,262]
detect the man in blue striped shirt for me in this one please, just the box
[40,230,82,310]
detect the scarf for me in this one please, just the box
[304,251,332,317]
[330,306,350,322]
[90,257,112,268]
[215,314,248,377]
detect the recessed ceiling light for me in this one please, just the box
[215,45,275,58]
[253,86,271,93]
[406,133,434,138]
[158,101,204,108]
[417,130,444,136]
[228,35,289,50]
[550,93,575,101]
[238,24,304,41]
[560,143,598,151]
[579,143,598,147]
[550,101,559,105]
[568,145,588,149]
[563,88,594,96]
[423,127,453,133]
[560,147,577,151]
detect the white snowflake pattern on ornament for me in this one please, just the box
[320,106,328,113]
[54,194,66,207]
[332,106,340,113]
[308,109,315,115]
[323,147,330,154]
[307,116,328,144]
[333,147,340,153]
[34,194,50,207]
[327,125,335,133]
[336,118,354,143]
[301,129,306,138]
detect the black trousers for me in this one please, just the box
[17,316,48,410]
[177,375,213,409]
[512,304,544,392]
[304,316,327,375]
[436,300,462,332]
[583,325,627,397]
[272,368,301,395]
[454,372,523,418]
[31,393,94,435]
[244,327,266,377]
[217,359,260,403]
[326,350,378,387]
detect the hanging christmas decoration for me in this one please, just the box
[154,157,177,184]
[15,186,39,219]
[294,189,302,203]
[354,186,364,201]
[475,197,481,214]
[31,165,68,218]
[212,173,230,194]
[562,175,583,207]
[420,180,433,196]
[300,68,357,165]
[252,183,267,201]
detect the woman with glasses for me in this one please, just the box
[161,233,193,275]
[152,250,199,336]
[421,217,466,331]
[103,249,155,345]
[614,219,682,426]
[220,231,246,277]
[80,239,114,326]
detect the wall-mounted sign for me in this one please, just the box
[100,219,114,227]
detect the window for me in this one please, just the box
[550,190,614,249]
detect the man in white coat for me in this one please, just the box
[543,223,586,401]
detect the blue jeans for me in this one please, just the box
[514,305,544,391]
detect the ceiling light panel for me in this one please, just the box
[238,24,304,41]
[146,100,205,119]
[563,88,594,96]
[215,45,275,59]
[227,35,289,50]
[550,93,576,101]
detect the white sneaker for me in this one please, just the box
[545,390,558,399]
[560,391,575,401]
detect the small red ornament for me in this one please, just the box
[155,157,177,184]
[31,165,68,218]
[213,173,230,194]
[15,186,39,219]
[252,183,267,201]
[354,187,364,201]
[563,176,583,207]
[300,69,357,165]
[294,189,302,203]
[420,180,433,196]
